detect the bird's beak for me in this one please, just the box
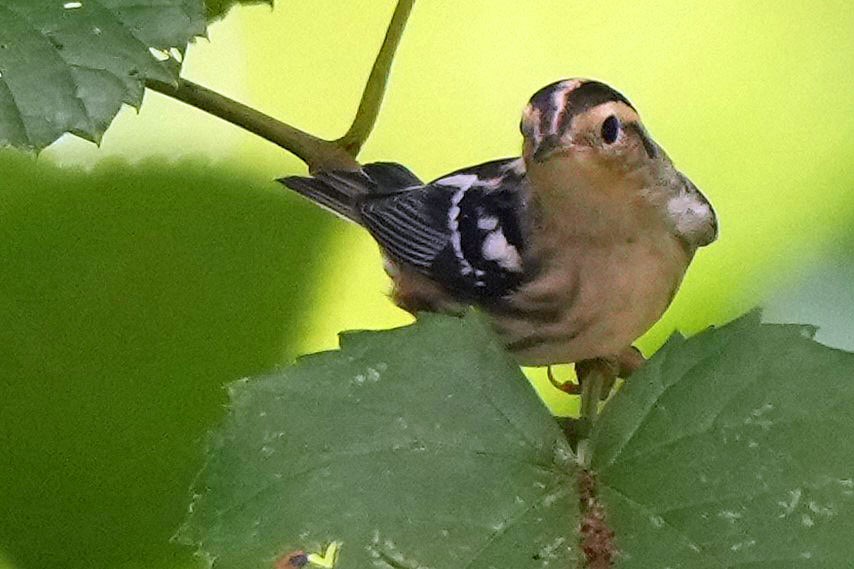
[532,135,567,163]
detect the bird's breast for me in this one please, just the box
[488,231,691,366]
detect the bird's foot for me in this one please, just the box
[615,345,645,378]
[547,365,581,395]
[547,346,646,400]
[575,358,620,400]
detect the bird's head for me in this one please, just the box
[520,79,717,247]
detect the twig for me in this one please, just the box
[146,79,359,172]
[337,0,415,155]
[146,0,416,172]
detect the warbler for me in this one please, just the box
[281,79,717,376]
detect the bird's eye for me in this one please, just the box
[601,115,620,144]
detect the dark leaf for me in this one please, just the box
[205,0,272,22]
[0,0,205,149]
[592,312,854,568]
[180,313,579,568]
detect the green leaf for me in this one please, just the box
[592,312,854,567]
[0,0,206,149]
[183,311,854,568]
[180,313,579,568]
[205,0,272,22]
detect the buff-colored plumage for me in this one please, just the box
[283,79,717,375]
[392,81,716,369]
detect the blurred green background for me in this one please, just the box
[0,1,852,568]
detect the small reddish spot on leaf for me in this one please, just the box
[275,550,308,568]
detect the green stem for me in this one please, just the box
[146,79,359,173]
[576,369,605,468]
[337,0,416,155]
[579,372,603,422]
[147,0,416,172]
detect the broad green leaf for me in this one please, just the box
[183,310,854,568]
[592,312,854,567]
[180,313,579,568]
[205,0,272,22]
[0,0,205,149]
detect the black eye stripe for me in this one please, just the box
[623,122,658,158]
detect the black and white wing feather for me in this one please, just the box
[280,157,531,300]
[279,162,423,222]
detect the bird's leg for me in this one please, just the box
[616,345,645,378]
[575,346,645,400]
[548,346,646,399]
[548,359,620,397]
[575,358,619,401]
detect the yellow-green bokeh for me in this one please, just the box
[5,1,852,567]
[55,0,854,414]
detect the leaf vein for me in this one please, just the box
[601,333,740,470]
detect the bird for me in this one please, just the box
[280,79,717,383]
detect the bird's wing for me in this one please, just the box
[279,162,423,222]
[358,157,531,300]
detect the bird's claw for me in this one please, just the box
[547,365,581,394]
[547,346,646,400]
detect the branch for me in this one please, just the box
[337,0,415,155]
[146,0,416,172]
[146,79,359,172]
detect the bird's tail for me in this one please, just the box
[278,170,370,223]
[278,162,423,223]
